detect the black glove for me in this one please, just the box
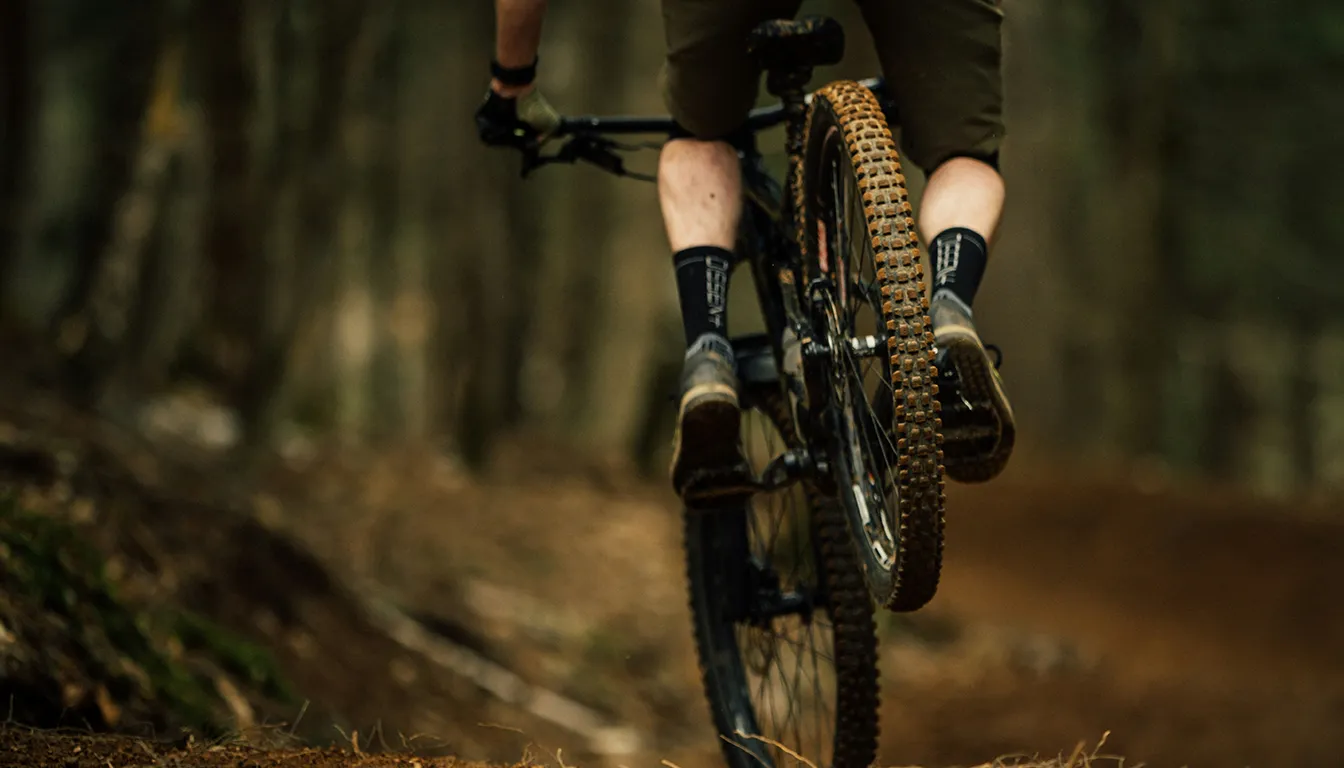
[475,87,561,149]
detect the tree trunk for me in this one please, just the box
[1311,327,1344,494]
[189,0,252,392]
[384,0,433,439]
[234,0,364,450]
[0,0,32,284]
[134,101,209,392]
[426,2,527,467]
[5,1,161,347]
[331,0,395,443]
[569,5,671,458]
[73,38,185,403]
[519,0,635,441]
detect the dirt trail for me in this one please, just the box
[262,438,1344,768]
[875,468,1344,768]
[942,476,1344,683]
[3,386,1342,768]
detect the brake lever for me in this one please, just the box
[518,136,578,179]
[574,137,625,175]
[570,135,658,182]
[518,134,657,182]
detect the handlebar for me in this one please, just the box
[520,76,887,179]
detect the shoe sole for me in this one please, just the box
[936,328,1016,483]
[670,386,752,507]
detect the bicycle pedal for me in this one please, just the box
[683,486,757,512]
[941,405,1000,461]
[941,396,997,417]
[939,387,1000,446]
[941,424,1000,442]
[679,464,758,511]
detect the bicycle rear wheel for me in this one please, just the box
[800,79,946,613]
[685,350,878,768]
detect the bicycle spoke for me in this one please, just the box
[838,354,902,556]
[718,406,839,768]
[808,621,834,754]
[690,78,898,768]
[755,626,837,664]
[844,353,900,466]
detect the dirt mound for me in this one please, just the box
[0,393,652,765]
[0,399,527,760]
[0,490,291,738]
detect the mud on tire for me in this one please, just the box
[801,79,947,613]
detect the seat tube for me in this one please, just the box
[765,66,813,266]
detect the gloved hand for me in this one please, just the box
[475,87,561,149]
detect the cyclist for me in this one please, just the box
[476,0,1016,500]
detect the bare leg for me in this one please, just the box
[917,155,1015,483]
[658,138,742,252]
[659,136,752,499]
[917,156,1005,247]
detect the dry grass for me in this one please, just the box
[663,731,1138,768]
[0,724,512,768]
[890,733,1137,768]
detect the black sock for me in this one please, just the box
[929,227,988,313]
[674,246,734,358]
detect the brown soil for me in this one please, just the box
[0,395,553,761]
[257,436,1344,768]
[0,727,500,768]
[3,387,1343,768]
[877,467,1344,768]
[0,726,1123,768]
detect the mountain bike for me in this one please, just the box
[502,16,975,768]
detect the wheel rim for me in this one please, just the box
[694,405,840,768]
[812,125,903,572]
[738,407,838,767]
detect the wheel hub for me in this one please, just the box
[808,279,899,568]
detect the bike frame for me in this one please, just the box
[552,76,885,138]
[516,69,906,768]
[522,75,892,487]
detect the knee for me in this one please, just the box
[659,135,742,177]
[667,118,755,152]
[927,152,1002,180]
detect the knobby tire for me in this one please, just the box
[802,80,947,613]
[685,389,879,768]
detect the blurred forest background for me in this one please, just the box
[2,0,1343,501]
[4,2,1344,766]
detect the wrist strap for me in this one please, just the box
[491,57,538,87]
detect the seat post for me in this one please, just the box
[747,16,846,248]
[765,66,813,113]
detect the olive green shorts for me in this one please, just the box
[659,0,1004,174]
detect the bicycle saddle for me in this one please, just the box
[748,16,845,72]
